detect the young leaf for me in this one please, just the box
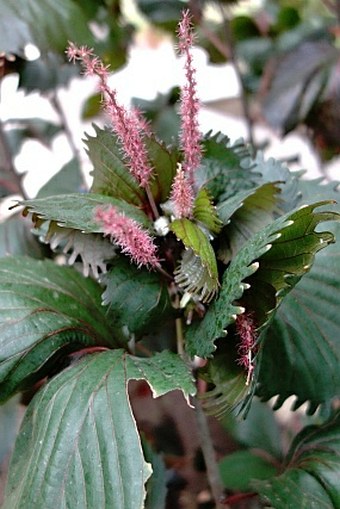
[193,187,222,234]
[85,125,146,206]
[170,218,219,301]
[19,193,151,232]
[185,202,339,358]
[3,350,195,509]
[257,222,340,411]
[0,257,121,402]
[101,258,173,339]
[255,411,340,508]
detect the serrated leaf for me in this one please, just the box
[0,256,120,402]
[145,135,177,203]
[0,396,20,465]
[36,158,84,198]
[199,353,251,418]
[217,182,281,263]
[143,440,167,509]
[44,225,117,278]
[19,193,151,233]
[193,187,222,234]
[3,350,195,509]
[86,125,146,206]
[196,132,259,201]
[101,258,173,340]
[256,411,340,508]
[170,218,219,301]
[171,219,218,281]
[257,221,340,410]
[0,0,94,57]
[185,202,339,359]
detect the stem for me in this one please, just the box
[0,118,28,199]
[194,396,225,508]
[174,295,185,356]
[145,184,160,219]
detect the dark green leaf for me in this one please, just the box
[0,217,45,259]
[36,159,85,198]
[19,193,151,233]
[217,182,281,263]
[145,135,178,204]
[219,450,277,492]
[144,440,167,509]
[256,411,340,508]
[263,40,337,132]
[101,258,173,339]
[185,202,338,358]
[135,0,184,30]
[3,350,195,509]
[222,398,283,460]
[18,55,76,92]
[0,396,21,465]
[0,0,94,57]
[257,221,340,410]
[196,132,258,201]
[86,125,146,206]
[0,256,120,402]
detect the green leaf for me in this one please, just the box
[3,350,195,508]
[219,450,277,492]
[86,125,146,206]
[143,440,167,509]
[171,219,218,281]
[145,135,177,204]
[18,54,76,92]
[256,411,340,508]
[196,132,258,201]
[222,398,283,460]
[257,221,340,410]
[0,256,120,402]
[101,258,173,340]
[199,353,252,418]
[0,217,44,259]
[0,0,94,57]
[19,193,151,233]
[217,182,281,263]
[185,202,339,359]
[0,396,21,465]
[170,218,219,302]
[36,158,84,198]
[193,187,222,235]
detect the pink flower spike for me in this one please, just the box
[235,313,257,386]
[177,10,202,185]
[170,163,194,218]
[66,42,153,188]
[95,206,160,269]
